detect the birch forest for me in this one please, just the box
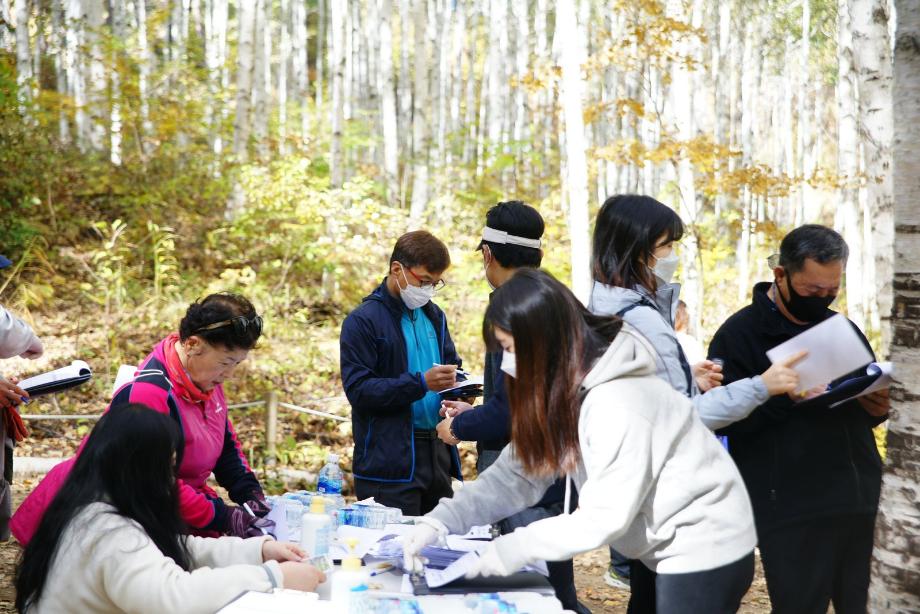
[1,0,918,609]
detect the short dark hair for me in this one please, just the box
[179,292,261,350]
[592,194,684,292]
[779,225,849,275]
[389,230,451,273]
[479,201,544,268]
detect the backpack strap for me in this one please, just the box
[616,298,694,393]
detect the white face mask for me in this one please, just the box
[500,350,517,379]
[483,250,496,291]
[397,265,436,310]
[651,250,680,285]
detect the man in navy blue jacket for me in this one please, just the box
[340,230,464,516]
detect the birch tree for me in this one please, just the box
[85,0,106,152]
[869,1,920,609]
[15,0,32,119]
[378,0,399,203]
[556,0,591,302]
[850,0,894,354]
[408,0,430,223]
[232,0,256,162]
[329,0,347,187]
[837,0,866,330]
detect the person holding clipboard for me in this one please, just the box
[12,292,273,544]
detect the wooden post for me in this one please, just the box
[264,390,278,464]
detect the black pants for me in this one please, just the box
[758,515,875,614]
[354,430,453,517]
[627,552,754,614]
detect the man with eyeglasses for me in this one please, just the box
[340,230,464,516]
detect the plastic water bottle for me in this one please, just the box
[317,453,344,495]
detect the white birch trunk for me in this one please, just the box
[484,0,506,169]
[511,0,528,177]
[408,0,430,224]
[109,0,124,164]
[15,0,32,119]
[378,0,399,203]
[795,0,810,225]
[838,0,866,331]
[52,0,69,142]
[329,0,347,187]
[278,0,289,155]
[252,0,271,160]
[556,0,591,303]
[85,0,106,152]
[204,0,229,156]
[135,0,151,144]
[315,0,324,111]
[232,0,256,161]
[869,2,920,608]
[64,0,86,151]
[850,0,894,354]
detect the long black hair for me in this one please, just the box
[15,404,190,612]
[592,194,684,293]
[484,269,622,476]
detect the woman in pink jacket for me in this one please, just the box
[12,292,271,544]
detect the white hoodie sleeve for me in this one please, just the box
[426,445,555,535]
[495,389,657,566]
[97,519,281,613]
[0,305,40,359]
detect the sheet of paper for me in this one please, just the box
[424,550,481,588]
[19,360,92,391]
[265,501,289,543]
[332,525,387,559]
[829,362,893,408]
[765,314,873,393]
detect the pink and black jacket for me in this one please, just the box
[11,336,262,545]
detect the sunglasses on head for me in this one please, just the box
[194,315,263,337]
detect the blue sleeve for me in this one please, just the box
[340,312,427,412]
[451,371,511,443]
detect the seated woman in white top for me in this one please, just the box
[15,403,325,614]
[403,269,758,614]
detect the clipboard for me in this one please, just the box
[19,360,93,397]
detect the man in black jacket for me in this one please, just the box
[340,230,464,516]
[709,225,889,614]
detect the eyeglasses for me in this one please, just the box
[402,264,447,291]
[194,315,263,337]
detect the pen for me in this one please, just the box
[369,563,395,577]
[434,363,470,378]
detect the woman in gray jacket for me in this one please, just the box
[589,194,803,609]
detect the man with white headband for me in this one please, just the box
[434,201,589,614]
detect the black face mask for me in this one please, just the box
[776,276,836,323]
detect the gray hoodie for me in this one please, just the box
[589,281,769,430]
[0,305,40,359]
[427,325,757,574]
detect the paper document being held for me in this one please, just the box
[438,376,484,400]
[19,361,93,397]
[765,314,873,394]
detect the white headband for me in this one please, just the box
[481,226,542,249]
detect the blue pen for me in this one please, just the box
[368,563,395,577]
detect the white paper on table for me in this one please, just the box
[332,525,387,559]
[217,589,321,613]
[265,502,289,543]
[765,314,873,393]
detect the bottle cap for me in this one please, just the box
[309,497,327,514]
[341,537,363,571]
[327,453,339,463]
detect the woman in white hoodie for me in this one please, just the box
[403,269,757,613]
[15,403,325,613]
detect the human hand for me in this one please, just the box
[279,561,326,591]
[424,365,458,392]
[20,337,43,359]
[262,540,306,563]
[858,388,890,417]
[402,517,447,573]
[464,538,525,579]
[0,376,28,411]
[761,350,808,396]
[226,505,276,537]
[436,417,460,445]
[439,400,473,418]
[693,360,724,392]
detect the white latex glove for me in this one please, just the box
[464,537,528,579]
[402,517,448,573]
